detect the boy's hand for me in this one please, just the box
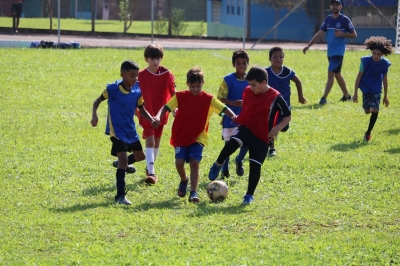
[152,117,160,128]
[334,30,344,37]
[233,100,243,107]
[269,127,279,139]
[91,115,98,127]
[383,97,389,107]
[298,96,307,104]
[172,108,178,117]
[352,94,358,103]
[230,115,237,123]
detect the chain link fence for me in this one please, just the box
[0,0,398,45]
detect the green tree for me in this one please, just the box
[119,0,135,34]
[171,8,188,36]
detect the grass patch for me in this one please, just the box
[0,48,399,264]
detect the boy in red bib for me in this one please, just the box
[208,66,291,204]
[154,67,237,203]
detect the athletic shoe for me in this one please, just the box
[188,191,200,203]
[364,134,372,142]
[145,174,158,185]
[177,178,188,197]
[319,97,327,105]
[221,170,230,179]
[115,195,132,205]
[242,194,254,205]
[339,95,352,102]
[208,162,223,181]
[268,148,277,156]
[235,161,244,176]
[112,161,136,174]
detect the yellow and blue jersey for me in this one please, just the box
[103,80,144,143]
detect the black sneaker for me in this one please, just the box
[235,161,244,176]
[319,97,327,105]
[177,178,188,197]
[221,170,230,179]
[339,95,351,102]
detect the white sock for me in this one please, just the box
[145,148,155,175]
[153,148,159,160]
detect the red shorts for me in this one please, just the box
[142,125,164,139]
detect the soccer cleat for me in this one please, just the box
[145,174,158,185]
[339,95,352,102]
[242,194,254,205]
[221,170,230,179]
[268,148,277,156]
[177,178,188,197]
[319,97,327,105]
[188,191,200,203]
[208,162,223,181]
[235,161,244,176]
[364,134,372,142]
[115,195,132,205]
[112,161,136,174]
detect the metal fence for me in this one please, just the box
[0,0,398,47]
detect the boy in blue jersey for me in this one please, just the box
[352,36,392,142]
[217,49,249,179]
[303,0,357,105]
[266,46,306,156]
[91,60,157,205]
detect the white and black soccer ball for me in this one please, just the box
[207,180,229,202]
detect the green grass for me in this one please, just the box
[0,47,399,265]
[0,18,207,36]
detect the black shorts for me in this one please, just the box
[11,3,22,18]
[230,126,269,165]
[110,137,143,157]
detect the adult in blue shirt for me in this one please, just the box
[303,0,357,105]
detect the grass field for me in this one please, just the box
[0,47,399,265]
[0,18,206,37]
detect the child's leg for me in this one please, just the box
[145,136,155,175]
[365,108,379,135]
[216,139,241,165]
[222,156,230,172]
[116,152,128,196]
[189,158,199,192]
[154,137,161,160]
[175,159,187,181]
[246,160,262,196]
[236,145,249,163]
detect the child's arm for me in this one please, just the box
[382,74,389,107]
[153,106,169,128]
[219,98,243,107]
[291,75,306,104]
[91,96,104,127]
[269,116,291,139]
[352,71,363,103]
[223,107,237,123]
[138,105,157,126]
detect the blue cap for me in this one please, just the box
[331,0,342,4]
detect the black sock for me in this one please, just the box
[216,140,240,165]
[128,154,136,165]
[116,168,126,196]
[246,161,261,196]
[366,112,378,135]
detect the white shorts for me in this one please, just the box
[222,127,239,141]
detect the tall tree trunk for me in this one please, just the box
[246,0,250,38]
[167,0,172,36]
[91,0,95,33]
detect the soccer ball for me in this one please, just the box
[207,180,229,202]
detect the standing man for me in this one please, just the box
[303,0,357,105]
[11,0,24,33]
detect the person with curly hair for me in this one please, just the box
[352,36,393,142]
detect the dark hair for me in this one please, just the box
[120,60,139,72]
[245,66,268,83]
[269,46,284,59]
[232,49,249,64]
[144,43,164,59]
[186,67,204,84]
[364,36,393,56]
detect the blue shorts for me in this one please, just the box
[328,56,343,73]
[362,93,381,111]
[174,143,204,163]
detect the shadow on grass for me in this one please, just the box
[330,140,366,151]
[83,179,147,196]
[292,103,324,110]
[384,148,400,154]
[384,128,400,135]
[188,203,250,216]
[50,202,113,212]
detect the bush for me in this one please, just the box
[171,8,187,36]
[154,13,167,35]
[192,20,205,37]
